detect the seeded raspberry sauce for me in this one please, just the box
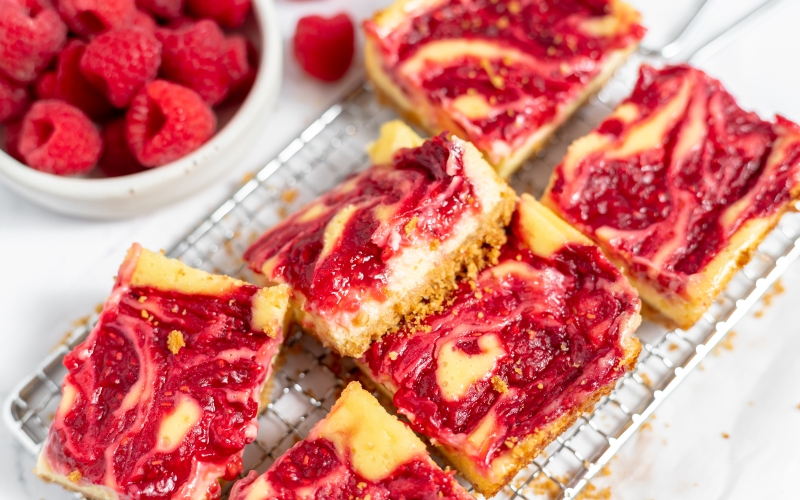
[546,64,800,295]
[44,262,279,499]
[363,208,639,470]
[244,134,478,317]
[366,0,645,154]
[233,438,468,499]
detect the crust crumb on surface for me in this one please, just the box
[167,330,185,355]
[67,470,81,483]
[491,375,508,394]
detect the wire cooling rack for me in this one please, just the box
[4,1,797,498]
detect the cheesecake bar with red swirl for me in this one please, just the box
[361,195,641,496]
[36,244,291,500]
[229,382,472,500]
[543,64,800,329]
[365,0,645,178]
[244,120,515,357]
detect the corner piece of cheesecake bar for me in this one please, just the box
[229,382,473,500]
[244,120,516,357]
[360,194,641,496]
[364,0,646,178]
[37,244,291,500]
[543,64,800,329]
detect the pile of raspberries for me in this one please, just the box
[0,0,258,177]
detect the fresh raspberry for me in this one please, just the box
[293,13,354,82]
[135,0,182,20]
[0,74,30,123]
[80,28,161,108]
[222,34,257,103]
[185,0,250,29]
[54,40,113,120]
[131,9,156,32]
[3,120,24,162]
[99,118,144,176]
[18,99,103,175]
[0,1,67,83]
[56,0,136,38]
[156,19,230,105]
[125,80,216,167]
[34,71,57,99]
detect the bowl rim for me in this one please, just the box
[0,0,282,202]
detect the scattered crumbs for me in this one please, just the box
[640,421,652,432]
[281,188,299,204]
[277,206,288,219]
[796,404,800,410]
[491,375,508,394]
[388,351,399,361]
[668,343,679,351]
[713,331,736,356]
[537,383,544,389]
[599,465,612,477]
[167,330,185,355]
[524,474,566,499]
[763,279,785,306]
[698,363,706,371]
[575,483,611,500]
[722,432,730,439]
[138,295,147,303]
[694,483,698,487]
[71,314,92,327]
[755,278,786,317]
[748,401,754,406]
[141,310,150,319]
[640,373,652,386]
[241,172,255,184]
[67,470,81,483]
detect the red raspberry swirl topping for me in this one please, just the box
[363,207,639,471]
[244,134,479,318]
[231,438,469,500]
[545,64,800,296]
[366,0,645,161]
[43,250,282,500]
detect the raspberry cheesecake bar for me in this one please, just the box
[361,195,641,496]
[543,64,800,329]
[229,382,472,500]
[244,120,515,357]
[364,0,645,178]
[37,244,291,500]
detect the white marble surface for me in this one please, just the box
[1,0,799,498]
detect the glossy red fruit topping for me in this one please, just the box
[55,0,136,38]
[135,0,182,20]
[80,28,162,108]
[54,40,114,120]
[0,1,67,83]
[99,117,145,176]
[293,13,354,82]
[18,99,102,175]
[34,71,57,99]
[185,0,250,29]
[3,120,24,162]
[0,74,30,123]
[222,34,257,103]
[155,19,230,105]
[131,8,156,32]
[125,80,215,167]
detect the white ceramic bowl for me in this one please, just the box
[0,0,282,219]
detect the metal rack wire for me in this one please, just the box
[4,0,797,498]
